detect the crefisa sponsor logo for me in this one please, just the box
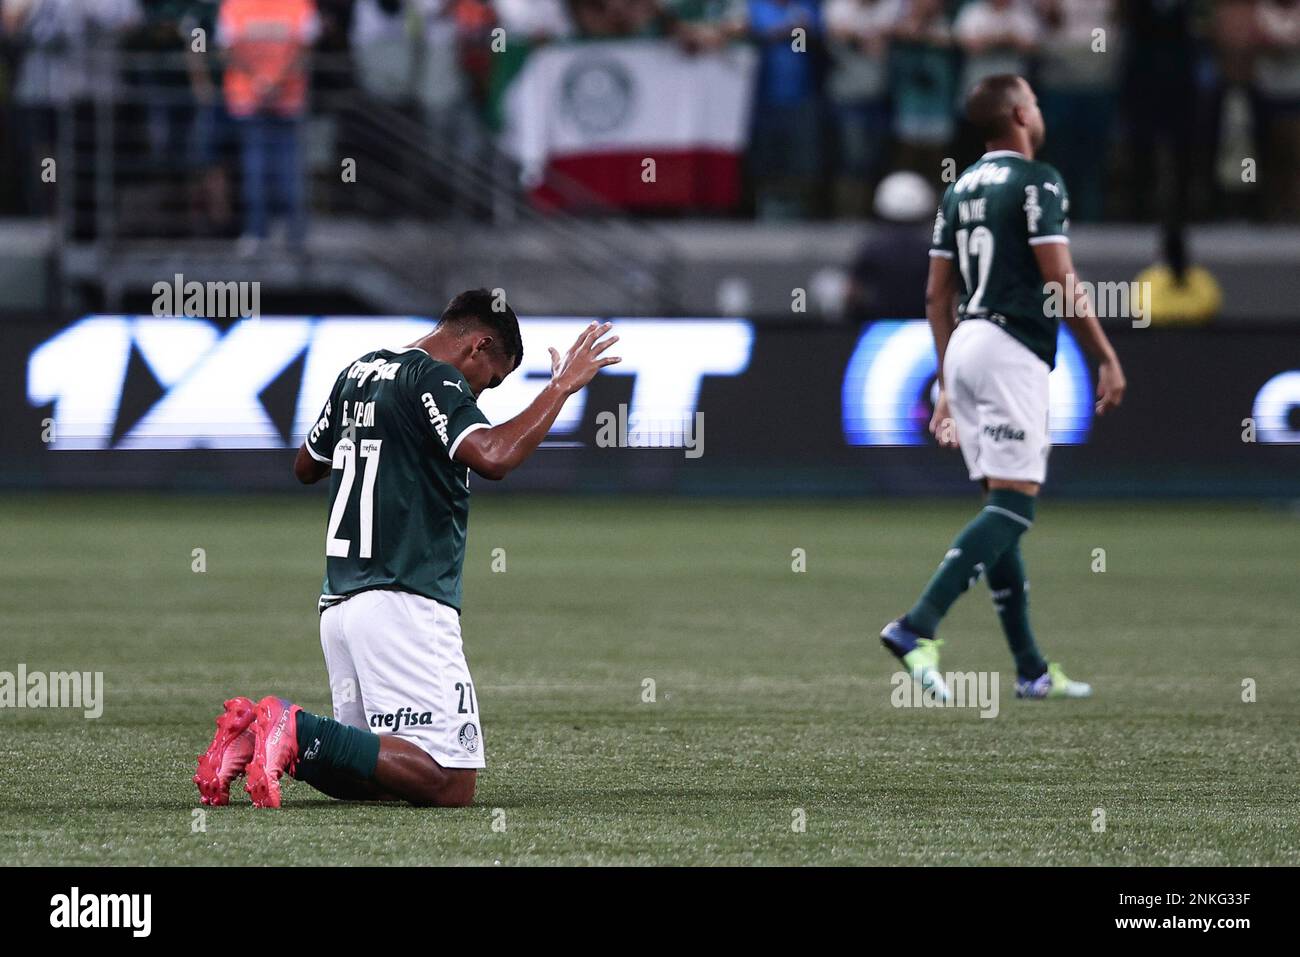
[370,706,435,731]
[49,887,151,938]
[421,392,451,446]
[982,422,1026,443]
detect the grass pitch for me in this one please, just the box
[2,492,1297,866]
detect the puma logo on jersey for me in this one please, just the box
[443,380,464,392]
[1043,182,1060,196]
[348,357,400,386]
[421,392,450,446]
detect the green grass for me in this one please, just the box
[1,493,1298,865]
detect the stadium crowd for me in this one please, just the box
[1,0,1297,228]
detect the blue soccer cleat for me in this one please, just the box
[880,617,950,703]
[1015,662,1093,699]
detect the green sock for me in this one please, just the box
[986,541,1048,681]
[906,489,1036,638]
[293,709,381,785]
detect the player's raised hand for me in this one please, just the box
[549,322,621,396]
[1095,357,1126,415]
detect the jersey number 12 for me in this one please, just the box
[956,225,994,315]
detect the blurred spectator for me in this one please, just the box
[416,1,466,123]
[218,0,319,254]
[887,0,955,179]
[663,0,749,50]
[1133,222,1223,325]
[622,0,669,35]
[571,0,624,37]
[135,1,192,168]
[846,169,935,319]
[413,1,493,167]
[493,0,573,41]
[1119,0,1195,223]
[1211,0,1257,219]
[486,0,572,129]
[451,0,497,111]
[954,0,1040,98]
[180,0,234,234]
[350,0,415,107]
[747,0,825,220]
[3,0,142,218]
[824,0,900,217]
[1255,0,1300,220]
[1035,0,1118,221]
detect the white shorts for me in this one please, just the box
[944,318,1051,485]
[319,589,485,769]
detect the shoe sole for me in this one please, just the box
[1015,688,1094,700]
[193,697,255,806]
[880,628,952,704]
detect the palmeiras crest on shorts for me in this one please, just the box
[561,59,634,135]
[458,722,480,753]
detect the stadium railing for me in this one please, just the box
[30,50,681,316]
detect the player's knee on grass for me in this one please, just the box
[410,768,476,808]
[377,735,477,806]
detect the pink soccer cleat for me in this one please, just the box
[194,697,256,806]
[244,696,302,809]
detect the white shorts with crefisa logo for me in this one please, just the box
[944,317,1051,485]
[319,589,485,769]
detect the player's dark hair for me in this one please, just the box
[438,289,523,370]
[965,74,1030,142]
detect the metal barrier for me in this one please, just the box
[41,50,680,315]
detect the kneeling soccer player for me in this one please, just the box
[195,291,620,807]
[879,76,1127,702]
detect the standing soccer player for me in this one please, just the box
[195,291,620,807]
[879,75,1126,701]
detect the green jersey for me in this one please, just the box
[930,150,1070,367]
[304,347,491,613]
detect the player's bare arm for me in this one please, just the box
[291,322,620,485]
[1032,242,1127,415]
[454,321,621,481]
[293,443,330,485]
[925,255,961,448]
